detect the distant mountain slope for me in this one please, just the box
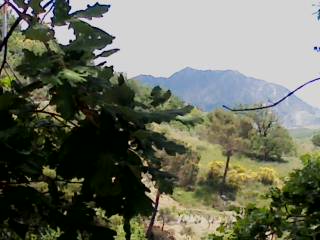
[134,67,320,128]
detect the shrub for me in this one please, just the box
[257,167,278,185]
[158,150,200,189]
[206,162,279,189]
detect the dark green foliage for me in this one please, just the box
[311,133,320,147]
[0,1,192,239]
[208,155,320,239]
[206,110,252,191]
[158,150,200,190]
[246,108,295,161]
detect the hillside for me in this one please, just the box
[135,67,320,128]
[146,120,307,239]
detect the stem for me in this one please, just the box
[6,1,32,23]
[220,153,231,195]
[161,216,164,231]
[0,42,8,76]
[41,1,54,23]
[34,109,79,128]
[146,190,161,239]
[123,217,131,240]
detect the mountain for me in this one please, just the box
[134,67,320,128]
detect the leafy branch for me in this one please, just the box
[0,1,193,239]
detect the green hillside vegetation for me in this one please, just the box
[153,119,300,202]
[66,77,302,238]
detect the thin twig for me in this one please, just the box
[223,76,320,112]
[43,0,54,10]
[6,1,32,23]
[34,109,79,128]
[40,102,50,112]
[41,0,54,23]
[5,61,22,84]
[3,65,12,81]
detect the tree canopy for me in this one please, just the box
[247,109,294,161]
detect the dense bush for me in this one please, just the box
[207,155,320,239]
[158,150,200,189]
[311,133,320,147]
[257,167,278,185]
[206,162,278,190]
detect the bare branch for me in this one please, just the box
[43,0,54,10]
[41,2,54,23]
[0,44,8,76]
[6,1,32,23]
[5,61,22,84]
[223,76,320,112]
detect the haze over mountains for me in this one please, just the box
[135,67,320,128]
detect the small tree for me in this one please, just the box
[157,208,175,231]
[248,109,294,161]
[207,110,251,193]
[158,150,200,189]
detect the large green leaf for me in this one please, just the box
[103,84,135,107]
[58,68,87,86]
[133,130,186,155]
[68,20,115,51]
[50,83,77,120]
[150,86,171,107]
[52,0,71,26]
[24,23,54,42]
[30,0,45,14]
[72,3,110,20]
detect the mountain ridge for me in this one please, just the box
[134,67,320,128]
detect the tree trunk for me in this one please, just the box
[123,217,131,240]
[263,148,269,161]
[146,190,161,239]
[161,216,165,231]
[220,153,231,195]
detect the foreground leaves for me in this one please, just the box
[0,1,192,239]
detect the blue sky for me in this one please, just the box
[68,0,320,108]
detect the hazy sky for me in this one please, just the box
[69,0,320,108]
